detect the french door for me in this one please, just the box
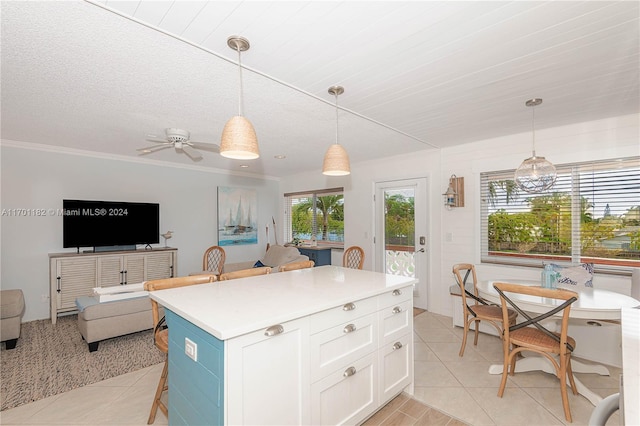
[374,178,429,309]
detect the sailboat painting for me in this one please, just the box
[217,186,258,246]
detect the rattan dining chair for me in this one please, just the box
[343,246,365,269]
[143,274,217,424]
[202,245,226,276]
[452,263,517,356]
[278,260,315,272]
[493,282,579,422]
[219,266,271,281]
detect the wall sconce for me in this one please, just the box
[443,175,464,209]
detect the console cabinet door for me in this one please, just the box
[51,257,97,313]
[96,256,123,287]
[144,251,175,279]
[226,317,310,425]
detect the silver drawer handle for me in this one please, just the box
[393,342,403,350]
[343,323,356,333]
[392,306,402,314]
[343,302,356,311]
[343,366,357,377]
[264,324,284,337]
[392,289,402,296]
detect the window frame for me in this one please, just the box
[480,157,640,273]
[284,187,344,247]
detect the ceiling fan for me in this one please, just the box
[137,128,220,161]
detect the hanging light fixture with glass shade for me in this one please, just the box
[322,86,351,176]
[220,36,259,160]
[514,98,556,193]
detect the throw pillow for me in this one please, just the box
[550,263,594,287]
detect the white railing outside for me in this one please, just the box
[385,250,415,277]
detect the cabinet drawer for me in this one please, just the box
[309,296,377,334]
[379,333,413,403]
[378,299,413,346]
[311,314,377,382]
[378,286,412,309]
[311,352,378,426]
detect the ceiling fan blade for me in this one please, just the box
[137,144,173,154]
[189,141,220,153]
[145,135,168,143]
[181,145,203,161]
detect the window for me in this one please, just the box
[481,157,640,270]
[284,188,344,245]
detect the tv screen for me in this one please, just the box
[63,199,160,248]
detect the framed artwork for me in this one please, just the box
[217,186,258,246]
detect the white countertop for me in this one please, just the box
[149,265,417,340]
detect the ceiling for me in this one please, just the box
[2,1,638,178]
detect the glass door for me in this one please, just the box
[374,178,428,309]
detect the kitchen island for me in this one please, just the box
[149,265,417,425]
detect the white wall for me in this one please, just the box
[281,113,639,318]
[1,143,280,321]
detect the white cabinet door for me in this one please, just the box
[123,254,145,284]
[144,251,175,279]
[226,317,310,425]
[52,257,97,311]
[310,352,378,426]
[97,255,123,287]
[379,333,413,403]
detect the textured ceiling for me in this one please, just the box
[1,1,638,177]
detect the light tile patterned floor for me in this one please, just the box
[1,312,619,425]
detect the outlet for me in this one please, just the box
[185,337,197,362]
[445,232,453,242]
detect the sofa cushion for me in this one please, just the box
[0,290,25,319]
[261,245,303,267]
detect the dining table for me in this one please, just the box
[476,279,640,406]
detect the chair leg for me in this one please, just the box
[459,317,470,357]
[566,356,578,395]
[473,320,480,346]
[497,344,511,397]
[559,355,573,422]
[148,358,169,424]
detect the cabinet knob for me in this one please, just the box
[264,324,284,337]
[342,302,356,311]
[343,323,357,334]
[392,289,402,296]
[392,306,402,314]
[393,342,403,350]
[343,366,357,377]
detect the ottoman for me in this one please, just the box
[76,296,159,352]
[0,289,25,349]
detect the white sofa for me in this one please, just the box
[222,245,309,273]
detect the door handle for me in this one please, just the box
[416,248,425,253]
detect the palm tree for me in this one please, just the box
[293,195,344,240]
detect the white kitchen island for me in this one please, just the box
[149,265,417,425]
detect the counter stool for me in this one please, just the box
[1,289,25,349]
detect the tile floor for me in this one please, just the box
[0,311,620,425]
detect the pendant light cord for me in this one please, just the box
[531,104,536,157]
[335,91,339,145]
[237,46,244,117]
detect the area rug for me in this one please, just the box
[0,314,164,411]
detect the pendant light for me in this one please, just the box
[220,36,259,160]
[514,98,556,193]
[322,86,351,176]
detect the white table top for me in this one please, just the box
[477,280,640,320]
[149,265,417,340]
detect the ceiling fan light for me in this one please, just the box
[322,143,351,176]
[514,155,557,192]
[220,116,259,160]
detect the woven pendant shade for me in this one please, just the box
[220,116,259,160]
[322,143,351,176]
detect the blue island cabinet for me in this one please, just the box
[165,309,224,425]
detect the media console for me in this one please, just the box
[49,247,177,324]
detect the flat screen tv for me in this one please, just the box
[63,199,159,249]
